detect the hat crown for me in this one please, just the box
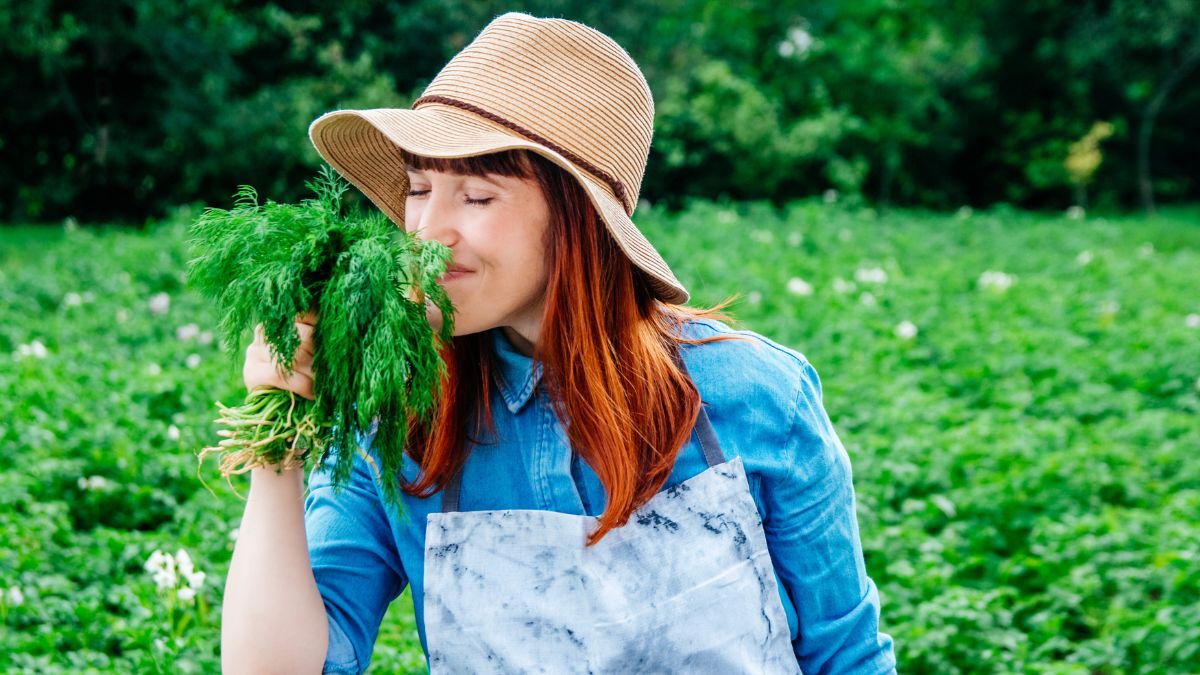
[415,13,654,213]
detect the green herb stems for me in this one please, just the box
[186,167,453,510]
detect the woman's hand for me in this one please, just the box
[242,310,317,401]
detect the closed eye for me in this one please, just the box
[406,189,494,206]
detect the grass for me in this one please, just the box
[1,201,1197,673]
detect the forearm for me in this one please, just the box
[221,467,329,674]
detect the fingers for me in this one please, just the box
[243,350,316,400]
[278,367,315,401]
[296,308,318,326]
[293,321,315,357]
[244,321,317,401]
[252,320,315,359]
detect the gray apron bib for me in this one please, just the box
[423,360,800,674]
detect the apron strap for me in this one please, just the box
[441,463,465,514]
[672,348,727,469]
[440,345,726,513]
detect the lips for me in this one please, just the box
[440,264,474,282]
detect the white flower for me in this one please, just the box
[175,549,194,578]
[167,424,181,441]
[750,229,774,244]
[145,549,178,590]
[185,570,206,590]
[859,292,877,307]
[143,548,205,596]
[832,278,856,295]
[197,331,214,346]
[823,189,838,204]
[894,320,918,340]
[77,475,111,491]
[1137,243,1155,258]
[978,270,1017,292]
[176,323,200,341]
[787,26,814,52]
[716,209,737,224]
[146,363,162,376]
[144,549,168,572]
[955,206,974,220]
[855,267,888,284]
[1076,250,1094,266]
[786,231,804,247]
[15,340,49,360]
[148,292,171,315]
[1186,314,1200,329]
[115,308,130,324]
[778,24,814,59]
[185,354,202,369]
[745,291,763,305]
[786,277,813,296]
[153,568,176,590]
[1065,205,1085,220]
[6,587,24,606]
[63,292,83,307]
[229,527,240,542]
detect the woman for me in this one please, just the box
[221,12,896,675]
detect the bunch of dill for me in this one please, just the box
[186,167,453,510]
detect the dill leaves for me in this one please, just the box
[186,167,453,510]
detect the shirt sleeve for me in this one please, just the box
[304,429,408,674]
[762,360,897,674]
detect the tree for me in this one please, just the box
[1069,0,1200,214]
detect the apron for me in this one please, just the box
[423,359,801,674]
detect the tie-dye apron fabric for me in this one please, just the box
[423,368,800,674]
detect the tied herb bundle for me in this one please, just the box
[187,167,453,509]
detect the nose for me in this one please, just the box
[408,188,460,248]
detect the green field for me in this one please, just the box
[2,201,1198,673]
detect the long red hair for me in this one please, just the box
[400,149,740,544]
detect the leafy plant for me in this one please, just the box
[3,202,1198,672]
[185,167,453,509]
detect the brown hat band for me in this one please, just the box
[413,94,633,213]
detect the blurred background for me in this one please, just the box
[1,2,1198,674]
[3,0,1199,222]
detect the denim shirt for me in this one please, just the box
[304,318,897,674]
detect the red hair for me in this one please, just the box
[400,149,741,544]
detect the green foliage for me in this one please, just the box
[186,168,453,509]
[2,201,1198,671]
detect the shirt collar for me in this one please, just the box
[490,328,543,414]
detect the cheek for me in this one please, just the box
[402,200,422,234]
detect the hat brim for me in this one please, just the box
[308,106,689,304]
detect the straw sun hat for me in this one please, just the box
[308,12,689,304]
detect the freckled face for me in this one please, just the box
[404,167,552,345]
